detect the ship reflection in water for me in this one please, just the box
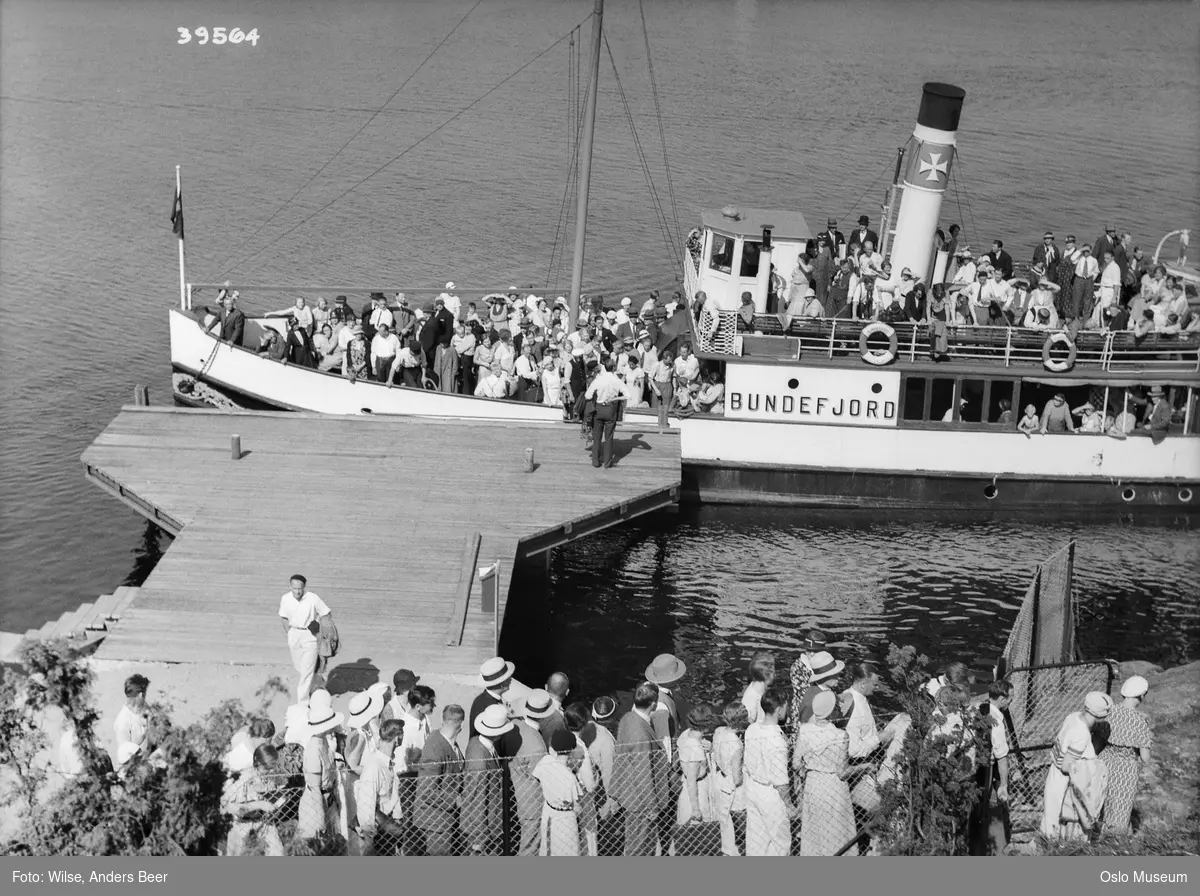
[502,507,1198,708]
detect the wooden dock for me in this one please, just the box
[80,407,681,678]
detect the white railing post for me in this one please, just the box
[186,283,193,312]
[828,319,836,358]
[1004,327,1012,366]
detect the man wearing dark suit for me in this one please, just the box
[846,216,880,254]
[462,705,511,855]
[818,217,846,258]
[510,698,548,856]
[198,292,245,346]
[1092,224,1120,276]
[1031,232,1060,280]
[284,317,317,368]
[418,304,440,369]
[469,658,522,756]
[611,681,670,856]
[987,240,1014,279]
[413,705,466,855]
[538,672,571,749]
[432,298,456,347]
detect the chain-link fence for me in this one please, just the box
[223,731,883,857]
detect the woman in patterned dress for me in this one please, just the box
[1055,236,1081,319]
[793,690,856,856]
[1098,676,1153,833]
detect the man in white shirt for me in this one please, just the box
[673,343,701,389]
[584,358,633,468]
[1069,244,1099,322]
[367,295,394,335]
[474,361,510,399]
[277,574,332,703]
[371,324,400,384]
[355,718,405,855]
[950,249,977,288]
[113,674,151,759]
[440,282,461,322]
[975,679,1014,855]
[635,331,658,373]
[1097,250,1122,308]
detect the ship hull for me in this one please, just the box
[170,311,1200,511]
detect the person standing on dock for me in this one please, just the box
[584,358,633,469]
[113,674,151,759]
[278,574,332,704]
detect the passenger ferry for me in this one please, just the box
[167,74,1200,510]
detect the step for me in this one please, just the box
[107,586,141,620]
[49,605,92,640]
[0,632,23,664]
[81,595,117,631]
[36,616,61,639]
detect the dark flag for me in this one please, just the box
[171,184,184,240]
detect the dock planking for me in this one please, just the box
[82,407,680,678]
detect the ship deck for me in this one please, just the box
[81,407,681,677]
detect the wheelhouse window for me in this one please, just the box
[739,240,762,278]
[902,377,927,421]
[960,379,986,423]
[988,381,1017,426]
[709,235,733,273]
[930,378,956,423]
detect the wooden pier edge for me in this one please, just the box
[445,532,483,647]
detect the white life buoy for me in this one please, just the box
[859,322,898,366]
[1042,332,1077,372]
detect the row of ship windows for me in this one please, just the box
[897,377,1200,434]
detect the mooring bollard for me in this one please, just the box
[657,398,669,431]
[231,434,242,460]
[133,385,149,406]
[524,447,535,473]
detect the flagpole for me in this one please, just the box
[176,165,188,310]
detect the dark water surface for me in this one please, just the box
[2,3,1197,666]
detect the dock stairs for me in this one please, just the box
[1,586,141,663]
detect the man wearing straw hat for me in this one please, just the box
[297,689,345,839]
[510,691,550,856]
[463,704,513,855]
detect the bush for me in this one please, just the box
[0,641,278,856]
[1036,818,1200,856]
[870,644,988,855]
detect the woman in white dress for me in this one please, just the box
[792,690,856,856]
[712,702,749,856]
[1041,691,1112,840]
[676,704,719,827]
[540,354,563,408]
[532,728,583,856]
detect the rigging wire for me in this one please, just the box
[637,0,682,248]
[219,0,484,278]
[604,35,679,277]
[953,152,981,245]
[839,159,893,226]
[219,16,592,278]
[546,27,586,290]
[951,164,969,247]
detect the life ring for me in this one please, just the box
[859,322,898,366]
[1042,332,1077,372]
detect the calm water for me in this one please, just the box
[2,2,1198,666]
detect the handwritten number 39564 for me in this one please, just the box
[178,28,260,46]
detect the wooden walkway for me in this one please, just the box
[81,407,681,678]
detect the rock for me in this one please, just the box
[1133,661,1200,830]
[1119,660,1164,680]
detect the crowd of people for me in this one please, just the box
[99,584,1156,859]
[690,216,1197,341]
[198,285,726,418]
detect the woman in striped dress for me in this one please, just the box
[1098,676,1153,833]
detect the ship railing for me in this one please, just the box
[694,310,1200,372]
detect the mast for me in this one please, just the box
[567,0,604,325]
